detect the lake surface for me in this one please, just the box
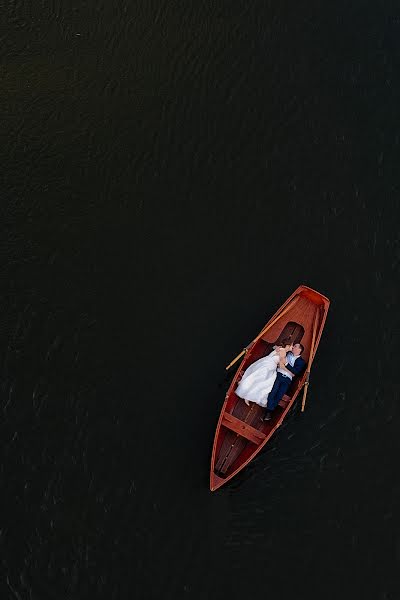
[2,2,399,599]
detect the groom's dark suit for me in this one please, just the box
[266,354,306,411]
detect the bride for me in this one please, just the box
[235,339,293,407]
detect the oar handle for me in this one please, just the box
[301,387,308,412]
[300,306,321,413]
[225,347,248,371]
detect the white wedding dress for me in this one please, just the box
[235,350,280,407]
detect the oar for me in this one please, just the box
[225,295,299,371]
[301,307,320,412]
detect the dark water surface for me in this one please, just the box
[2,2,399,599]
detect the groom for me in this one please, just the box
[262,343,306,421]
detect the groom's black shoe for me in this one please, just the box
[262,410,273,421]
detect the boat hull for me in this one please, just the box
[210,285,330,491]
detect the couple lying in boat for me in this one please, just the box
[235,337,306,421]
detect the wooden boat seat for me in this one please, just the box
[221,412,266,446]
[262,321,304,345]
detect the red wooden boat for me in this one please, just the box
[210,285,330,491]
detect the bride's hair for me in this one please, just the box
[276,337,292,348]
